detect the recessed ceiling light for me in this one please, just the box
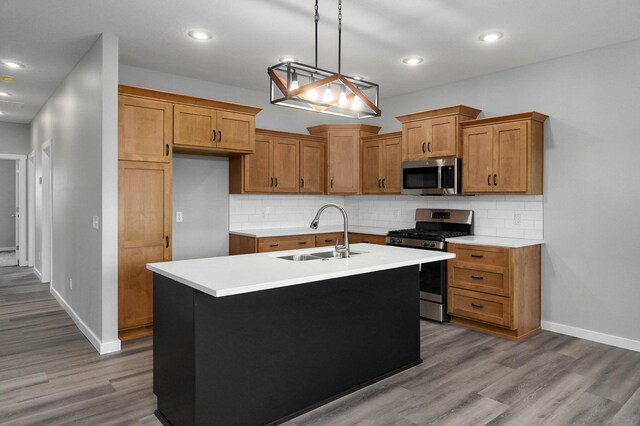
[187,30,212,41]
[278,56,298,63]
[1,60,26,69]
[352,75,365,81]
[0,75,16,82]
[402,57,424,66]
[0,111,5,115]
[479,32,504,42]
[0,91,12,97]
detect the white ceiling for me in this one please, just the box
[1,0,640,124]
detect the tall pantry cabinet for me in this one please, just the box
[117,85,260,341]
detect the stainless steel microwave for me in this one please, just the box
[401,158,462,195]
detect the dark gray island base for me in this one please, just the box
[153,265,421,426]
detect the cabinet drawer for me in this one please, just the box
[315,233,344,247]
[451,245,508,268]
[448,288,513,329]
[450,264,510,297]
[257,235,316,253]
[349,233,387,245]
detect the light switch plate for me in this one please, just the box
[176,212,183,223]
[92,216,99,229]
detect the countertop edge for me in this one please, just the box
[446,236,544,248]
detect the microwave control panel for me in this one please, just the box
[442,166,456,188]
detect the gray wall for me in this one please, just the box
[172,155,229,260]
[0,159,16,248]
[30,34,119,352]
[372,39,640,344]
[0,122,30,155]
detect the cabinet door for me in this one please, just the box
[493,122,528,193]
[118,96,172,162]
[216,111,254,153]
[328,130,359,194]
[382,137,401,193]
[118,161,172,333]
[361,140,382,194]
[174,105,216,147]
[300,140,325,194]
[272,137,299,193]
[426,116,457,157]
[462,125,494,193]
[402,121,427,161]
[243,135,273,193]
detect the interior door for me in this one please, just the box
[173,105,216,148]
[272,137,299,193]
[243,135,273,192]
[361,140,382,194]
[493,121,528,193]
[462,126,494,193]
[382,137,401,193]
[216,111,254,152]
[14,161,19,262]
[118,161,172,333]
[299,140,325,194]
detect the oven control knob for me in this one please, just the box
[422,241,434,247]
[391,238,402,244]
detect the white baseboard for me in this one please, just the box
[33,267,42,281]
[541,320,640,353]
[49,286,121,355]
[0,246,16,251]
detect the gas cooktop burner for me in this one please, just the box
[387,228,470,240]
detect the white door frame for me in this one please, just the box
[0,153,27,266]
[28,151,35,267]
[40,140,53,283]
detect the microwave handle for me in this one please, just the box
[438,166,443,190]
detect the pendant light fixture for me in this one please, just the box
[268,0,381,119]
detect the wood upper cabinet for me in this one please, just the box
[307,124,381,194]
[396,105,481,161]
[118,96,173,162]
[118,161,171,340]
[174,106,256,153]
[272,137,300,192]
[300,140,325,194]
[229,129,325,194]
[461,112,547,194]
[361,132,402,194]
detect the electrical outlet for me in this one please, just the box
[514,213,522,226]
[69,278,73,290]
[92,216,99,229]
[176,211,184,223]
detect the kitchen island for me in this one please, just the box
[147,243,454,426]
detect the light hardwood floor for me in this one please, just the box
[1,266,639,425]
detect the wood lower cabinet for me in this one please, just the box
[307,124,381,194]
[447,242,541,340]
[361,132,402,194]
[118,161,172,340]
[229,129,325,194]
[118,96,173,162]
[461,112,547,194]
[396,105,481,161]
[229,232,386,255]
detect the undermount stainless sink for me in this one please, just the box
[277,251,365,261]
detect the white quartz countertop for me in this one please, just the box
[229,225,392,238]
[147,243,454,297]
[446,235,544,248]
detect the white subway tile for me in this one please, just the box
[521,210,543,221]
[524,229,544,240]
[488,210,515,219]
[473,226,497,237]
[497,201,525,210]
[496,228,525,238]
[477,217,505,228]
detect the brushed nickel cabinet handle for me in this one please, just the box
[471,303,484,308]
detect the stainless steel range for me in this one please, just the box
[386,209,473,322]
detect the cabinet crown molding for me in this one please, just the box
[395,105,482,123]
[307,124,382,135]
[361,131,402,141]
[460,111,549,127]
[256,128,326,143]
[118,85,262,115]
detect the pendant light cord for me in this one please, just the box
[338,0,342,74]
[314,0,319,68]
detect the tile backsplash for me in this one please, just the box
[230,194,544,239]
